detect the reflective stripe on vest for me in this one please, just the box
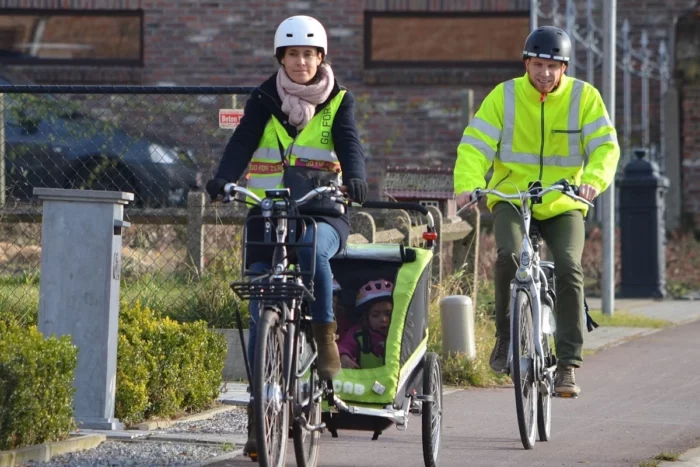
[246,91,346,200]
[246,174,283,190]
[248,145,341,166]
[498,79,585,168]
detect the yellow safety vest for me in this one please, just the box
[454,73,620,219]
[246,90,346,201]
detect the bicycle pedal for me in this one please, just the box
[248,451,258,461]
[553,392,578,399]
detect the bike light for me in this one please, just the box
[422,232,438,241]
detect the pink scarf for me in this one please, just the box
[276,63,335,130]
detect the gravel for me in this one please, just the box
[163,406,248,435]
[26,440,227,467]
[27,407,248,466]
[28,407,248,467]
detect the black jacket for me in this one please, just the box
[214,71,367,263]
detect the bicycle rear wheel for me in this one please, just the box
[292,325,322,467]
[254,307,289,467]
[511,290,537,450]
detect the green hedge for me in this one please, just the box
[115,301,227,426]
[0,314,78,451]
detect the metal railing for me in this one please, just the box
[534,0,670,171]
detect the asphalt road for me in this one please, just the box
[213,319,700,467]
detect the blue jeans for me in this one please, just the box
[246,222,340,377]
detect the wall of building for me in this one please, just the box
[1,0,697,226]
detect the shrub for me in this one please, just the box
[115,301,227,426]
[0,314,77,450]
[665,228,700,297]
[167,276,250,329]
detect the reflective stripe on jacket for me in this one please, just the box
[454,73,620,219]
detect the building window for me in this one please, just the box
[364,11,530,69]
[0,9,143,66]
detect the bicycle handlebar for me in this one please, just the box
[460,180,595,214]
[221,182,344,207]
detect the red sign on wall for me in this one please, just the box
[219,109,244,129]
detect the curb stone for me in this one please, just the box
[130,404,238,431]
[657,447,700,466]
[185,448,245,466]
[0,434,105,467]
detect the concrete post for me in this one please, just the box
[350,211,376,243]
[387,210,412,246]
[35,188,133,430]
[439,295,476,359]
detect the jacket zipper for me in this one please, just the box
[539,96,545,181]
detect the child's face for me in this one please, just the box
[368,301,393,335]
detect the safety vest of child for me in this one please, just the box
[355,328,385,370]
[245,90,346,201]
[454,73,620,220]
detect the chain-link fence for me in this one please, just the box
[0,84,255,327]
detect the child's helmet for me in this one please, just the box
[356,279,394,307]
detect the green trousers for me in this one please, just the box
[492,202,586,368]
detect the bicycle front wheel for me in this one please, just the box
[254,307,289,467]
[537,333,553,441]
[511,290,538,450]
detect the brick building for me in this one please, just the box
[0,0,698,229]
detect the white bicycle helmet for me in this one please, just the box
[273,15,328,57]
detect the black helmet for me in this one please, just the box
[523,26,571,63]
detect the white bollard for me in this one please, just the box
[439,295,476,359]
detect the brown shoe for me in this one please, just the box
[554,365,581,396]
[312,322,341,380]
[243,401,257,460]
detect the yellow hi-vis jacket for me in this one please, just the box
[245,90,346,200]
[454,73,620,220]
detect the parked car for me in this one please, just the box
[0,70,202,207]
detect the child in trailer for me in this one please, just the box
[338,279,394,370]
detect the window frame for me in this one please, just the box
[0,8,144,66]
[363,10,531,70]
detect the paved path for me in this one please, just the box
[211,300,700,466]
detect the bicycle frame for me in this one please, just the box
[505,194,553,379]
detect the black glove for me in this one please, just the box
[347,178,368,204]
[205,178,229,201]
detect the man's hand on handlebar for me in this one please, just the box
[578,184,599,202]
[456,191,479,211]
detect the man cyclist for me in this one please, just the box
[453,26,620,396]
